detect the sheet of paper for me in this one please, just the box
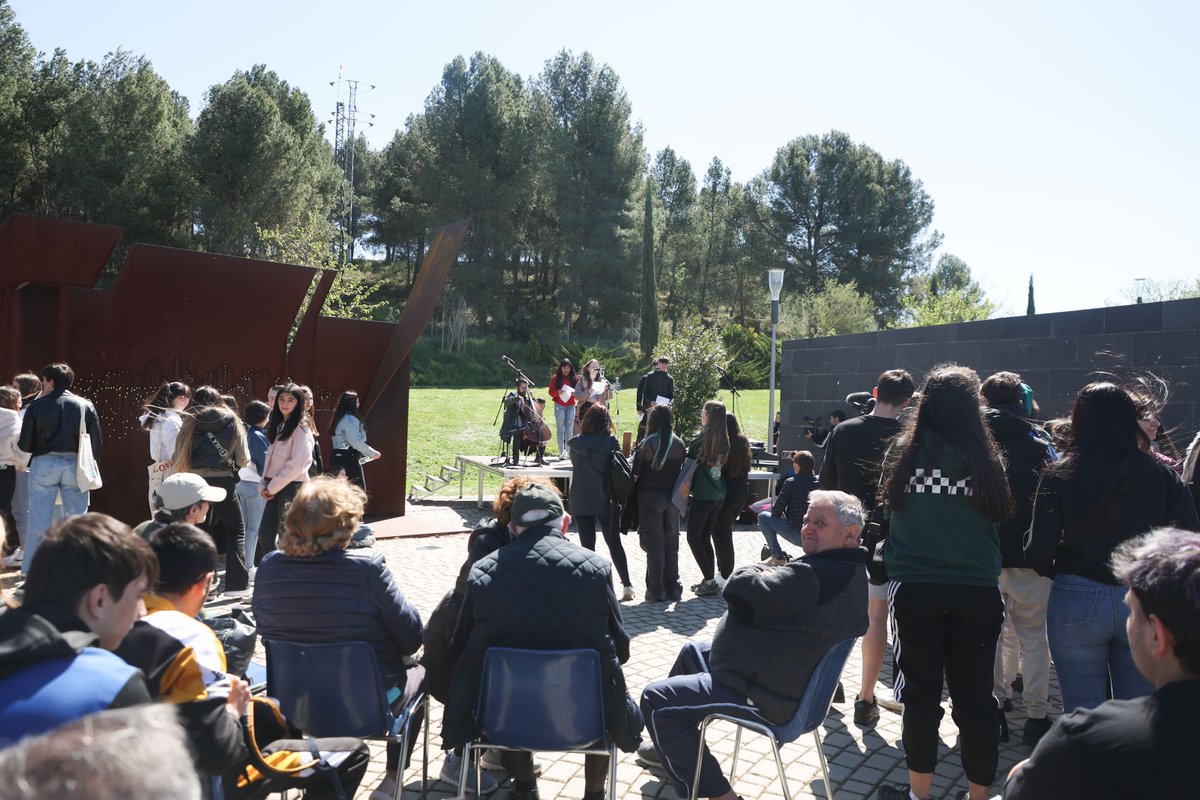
[655,395,671,406]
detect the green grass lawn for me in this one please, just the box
[406,387,776,498]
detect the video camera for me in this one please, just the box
[846,391,875,415]
[801,415,824,437]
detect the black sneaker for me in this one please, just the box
[853,698,880,726]
[635,741,663,770]
[1022,716,1052,747]
[760,545,772,560]
[1001,697,1013,712]
[694,579,721,597]
[1012,675,1024,694]
[997,706,1010,742]
[876,785,913,800]
[508,779,538,800]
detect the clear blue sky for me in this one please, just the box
[10,0,1199,315]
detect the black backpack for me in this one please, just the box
[608,448,635,505]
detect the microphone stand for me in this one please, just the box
[717,365,741,420]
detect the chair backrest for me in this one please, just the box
[264,639,390,738]
[774,636,858,740]
[476,647,606,751]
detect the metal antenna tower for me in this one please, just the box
[330,72,375,265]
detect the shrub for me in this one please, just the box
[658,323,728,437]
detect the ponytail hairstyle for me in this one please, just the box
[266,384,306,443]
[698,400,729,467]
[141,381,190,430]
[879,364,1012,522]
[190,385,222,409]
[329,390,361,436]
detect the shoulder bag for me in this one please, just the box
[76,407,102,491]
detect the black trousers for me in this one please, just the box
[576,504,632,587]
[330,449,365,492]
[255,480,301,565]
[891,581,1004,786]
[203,474,248,591]
[0,467,16,553]
[711,480,748,579]
[685,498,723,582]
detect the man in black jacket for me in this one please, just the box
[638,490,869,800]
[636,357,674,441]
[17,362,102,572]
[443,483,643,800]
[982,371,1057,745]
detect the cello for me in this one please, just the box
[519,395,553,450]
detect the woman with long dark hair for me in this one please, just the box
[876,365,1013,800]
[685,400,729,597]
[1026,382,1198,714]
[329,390,380,492]
[295,384,324,477]
[633,405,688,601]
[548,358,577,460]
[568,403,635,601]
[711,413,752,580]
[255,384,315,562]
[573,359,613,436]
[172,384,251,596]
[139,381,191,514]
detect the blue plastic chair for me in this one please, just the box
[689,637,858,800]
[264,639,428,800]
[461,647,618,800]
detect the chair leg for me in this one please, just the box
[421,696,429,800]
[768,736,791,800]
[608,743,619,800]
[690,716,718,800]
[458,743,473,796]
[730,724,743,784]
[397,724,410,800]
[812,728,834,800]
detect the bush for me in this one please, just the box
[658,323,728,437]
[721,323,774,389]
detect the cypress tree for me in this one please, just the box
[1026,274,1036,315]
[640,181,659,357]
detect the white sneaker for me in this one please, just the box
[621,585,635,602]
[222,587,251,599]
[876,686,904,712]
[3,547,22,567]
[439,753,498,793]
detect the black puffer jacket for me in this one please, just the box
[985,405,1057,568]
[569,433,618,516]
[421,519,512,702]
[188,406,249,478]
[442,525,643,752]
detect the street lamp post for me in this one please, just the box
[767,269,785,455]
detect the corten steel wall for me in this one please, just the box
[0,213,468,525]
[779,299,1200,469]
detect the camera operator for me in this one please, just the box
[805,410,846,449]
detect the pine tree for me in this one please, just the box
[640,181,659,356]
[1026,274,1036,315]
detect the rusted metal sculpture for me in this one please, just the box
[0,212,468,524]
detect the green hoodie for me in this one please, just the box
[882,434,1001,586]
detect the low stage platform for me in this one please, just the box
[453,454,779,507]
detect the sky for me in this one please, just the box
[9,0,1200,316]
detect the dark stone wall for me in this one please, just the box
[780,298,1200,467]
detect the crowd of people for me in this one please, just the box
[1,357,1199,800]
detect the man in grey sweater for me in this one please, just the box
[638,490,870,800]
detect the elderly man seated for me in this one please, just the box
[1005,528,1200,799]
[638,490,870,800]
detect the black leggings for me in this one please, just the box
[203,474,248,591]
[575,503,632,587]
[685,498,723,581]
[255,480,301,565]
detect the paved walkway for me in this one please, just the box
[346,502,1051,800]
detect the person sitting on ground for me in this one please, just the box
[253,476,424,800]
[637,490,869,800]
[0,704,202,800]
[116,523,369,796]
[1006,528,1200,799]
[0,514,157,746]
[134,472,226,543]
[757,450,819,566]
[421,475,550,793]
[443,483,644,800]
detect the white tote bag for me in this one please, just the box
[76,409,103,491]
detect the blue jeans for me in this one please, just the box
[757,511,803,558]
[12,469,29,546]
[1047,573,1153,713]
[554,403,575,456]
[236,479,266,573]
[27,453,90,568]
